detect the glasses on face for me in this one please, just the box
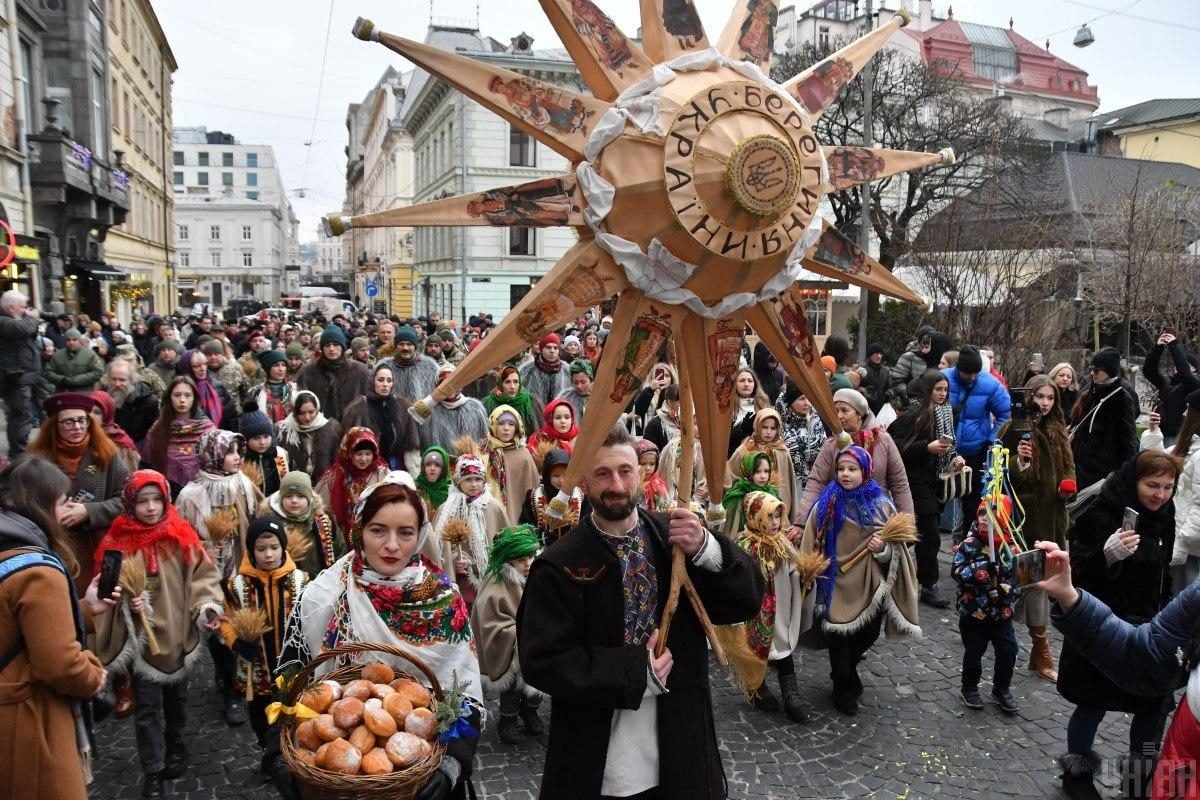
[58,416,88,429]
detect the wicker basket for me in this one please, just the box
[279,642,447,800]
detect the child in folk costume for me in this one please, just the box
[91,470,224,795]
[800,445,921,715]
[475,404,539,525]
[658,423,710,509]
[520,447,585,546]
[274,390,342,481]
[952,497,1021,714]
[434,454,511,605]
[217,517,307,752]
[259,470,341,579]
[525,398,579,454]
[727,408,800,518]
[470,523,544,744]
[482,366,542,439]
[415,445,452,521]
[635,438,671,513]
[239,401,290,500]
[315,426,389,546]
[718,492,812,722]
[721,451,779,536]
[174,429,263,727]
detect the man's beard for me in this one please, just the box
[109,385,131,407]
[590,488,641,521]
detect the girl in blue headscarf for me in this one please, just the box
[800,445,921,715]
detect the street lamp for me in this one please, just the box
[1073,24,1094,47]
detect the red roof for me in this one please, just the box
[902,18,1099,105]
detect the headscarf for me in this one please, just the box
[482,405,523,508]
[635,439,670,512]
[415,446,452,511]
[534,398,579,450]
[180,349,222,427]
[485,523,539,582]
[569,359,594,379]
[366,362,399,458]
[325,427,387,535]
[276,390,330,449]
[486,404,524,451]
[833,388,882,452]
[197,429,246,476]
[747,407,789,455]
[723,451,780,521]
[483,366,537,433]
[810,445,892,617]
[90,390,136,450]
[94,470,204,572]
[740,491,790,578]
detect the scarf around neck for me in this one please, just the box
[811,474,893,617]
[326,427,387,534]
[277,391,330,449]
[95,470,203,573]
[415,446,451,511]
[55,436,89,479]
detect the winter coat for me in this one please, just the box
[471,567,538,700]
[57,449,132,595]
[113,379,161,444]
[0,310,41,383]
[862,361,892,414]
[1070,379,1138,490]
[340,395,421,470]
[1058,459,1175,713]
[887,411,941,518]
[0,515,105,800]
[942,367,1011,458]
[296,358,372,423]
[952,532,1019,622]
[1171,439,1200,567]
[277,418,343,481]
[216,359,249,408]
[218,554,306,698]
[44,346,104,392]
[1000,419,1074,549]
[1144,341,1200,439]
[796,432,915,523]
[517,510,764,800]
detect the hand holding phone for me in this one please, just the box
[1123,506,1139,534]
[1013,549,1046,588]
[97,549,122,601]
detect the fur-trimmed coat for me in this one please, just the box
[470,565,540,700]
[380,354,439,404]
[420,399,488,452]
[296,358,372,423]
[277,418,343,481]
[520,359,572,407]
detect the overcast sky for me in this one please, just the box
[155,0,1200,243]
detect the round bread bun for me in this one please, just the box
[343,679,374,702]
[300,682,335,714]
[382,693,414,726]
[364,697,383,712]
[362,747,394,775]
[321,738,362,776]
[364,706,398,738]
[417,738,433,758]
[385,731,426,768]
[292,748,318,768]
[348,724,375,755]
[314,713,347,742]
[404,707,437,741]
[323,679,344,701]
[331,697,365,730]
[314,740,333,769]
[371,682,396,699]
[393,680,432,709]
[295,718,323,752]
[361,662,396,684]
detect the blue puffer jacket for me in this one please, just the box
[943,367,1011,457]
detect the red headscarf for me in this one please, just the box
[528,398,579,453]
[93,470,204,575]
[322,426,387,535]
[90,390,137,450]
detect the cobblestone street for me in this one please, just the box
[87,548,1145,800]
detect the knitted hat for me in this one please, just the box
[1089,346,1121,378]
[319,324,347,348]
[63,327,82,341]
[395,325,420,345]
[956,345,984,375]
[285,342,305,360]
[867,342,885,357]
[43,391,99,417]
[454,454,485,484]
[245,517,287,569]
[485,524,540,581]
[40,336,54,350]
[239,400,274,440]
[258,349,287,370]
[833,387,869,419]
[156,338,184,355]
[537,333,561,349]
[569,359,594,378]
[563,334,581,348]
[820,355,836,372]
[199,340,224,356]
[350,336,369,352]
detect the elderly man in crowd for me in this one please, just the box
[0,290,42,456]
[102,358,161,444]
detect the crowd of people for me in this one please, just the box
[2,289,1198,800]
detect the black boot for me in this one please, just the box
[777,672,809,723]
[1121,753,1155,800]
[497,713,523,744]
[750,680,779,712]
[141,772,165,799]
[518,700,545,736]
[1059,751,1104,800]
[162,746,188,780]
[224,697,248,727]
[919,584,950,609]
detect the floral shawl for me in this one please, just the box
[319,426,388,537]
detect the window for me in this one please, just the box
[222,152,233,167]
[509,126,535,166]
[222,172,233,186]
[246,152,258,168]
[209,224,221,240]
[246,191,259,200]
[804,299,828,337]
[173,171,183,185]
[91,69,106,156]
[179,251,189,267]
[177,224,188,240]
[246,173,257,187]
[173,150,183,166]
[241,225,252,240]
[198,152,209,167]
[211,251,221,267]
[242,252,253,267]
[509,227,534,256]
[818,25,830,51]
[197,172,209,186]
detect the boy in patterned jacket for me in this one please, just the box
[952,496,1021,715]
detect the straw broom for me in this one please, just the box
[204,506,241,548]
[837,512,918,575]
[118,555,162,656]
[285,525,314,565]
[441,517,471,563]
[228,607,271,701]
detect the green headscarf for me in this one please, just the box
[722,451,779,521]
[415,445,452,510]
[485,523,540,581]
[483,366,538,434]
[569,358,594,378]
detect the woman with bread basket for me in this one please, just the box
[265,471,482,800]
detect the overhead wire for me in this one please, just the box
[301,0,338,191]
